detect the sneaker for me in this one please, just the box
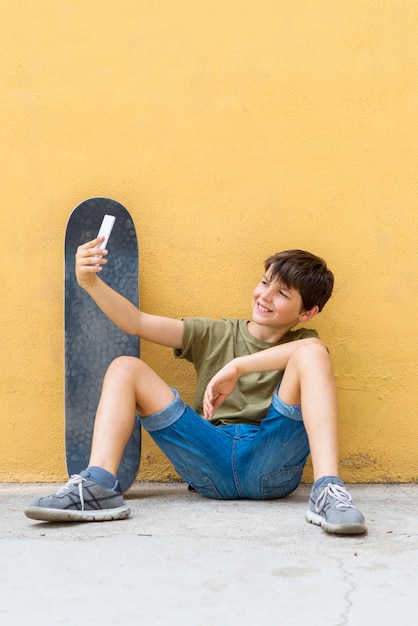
[24,471,130,522]
[306,482,367,535]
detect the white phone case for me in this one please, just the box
[96,214,116,249]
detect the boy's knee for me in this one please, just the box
[108,355,143,377]
[291,340,330,369]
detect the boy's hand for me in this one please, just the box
[203,360,240,420]
[75,237,108,290]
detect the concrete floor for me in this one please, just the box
[0,482,417,626]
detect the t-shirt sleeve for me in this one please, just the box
[173,317,195,362]
[173,317,214,365]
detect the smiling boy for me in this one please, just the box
[25,244,366,535]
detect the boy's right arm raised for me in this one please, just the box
[76,237,184,349]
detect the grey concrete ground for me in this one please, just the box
[0,482,417,626]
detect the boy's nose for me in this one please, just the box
[263,285,274,300]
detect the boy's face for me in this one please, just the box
[251,273,310,332]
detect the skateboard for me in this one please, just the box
[64,197,141,492]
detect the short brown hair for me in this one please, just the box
[264,250,334,312]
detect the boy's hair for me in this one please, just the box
[264,250,334,312]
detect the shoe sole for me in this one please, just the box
[305,509,367,535]
[24,504,130,522]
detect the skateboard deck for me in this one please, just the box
[64,197,141,492]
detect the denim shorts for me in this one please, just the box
[137,388,310,500]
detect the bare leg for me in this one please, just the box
[277,342,339,481]
[24,357,176,522]
[88,356,175,475]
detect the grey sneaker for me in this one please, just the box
[306,482,367,535]
[24,471,130,522]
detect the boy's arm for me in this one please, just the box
[76,236,184,349]
[202,337,322,419]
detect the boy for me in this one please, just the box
[25,238,366,535]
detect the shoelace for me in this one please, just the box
[315,483,355,514]
[57,474,86,511]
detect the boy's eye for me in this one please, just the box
[261,279,268,285]
[278,290,289,298]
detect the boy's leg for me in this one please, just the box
[278,342,366,535]
[25,357,176,522]
[89,356,176,475]
[278,342,339,481]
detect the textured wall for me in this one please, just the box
[1,1,417,483]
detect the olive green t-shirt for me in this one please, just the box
[174,318,318,426]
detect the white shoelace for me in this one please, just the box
[315,483,355,514]
[57,474,86,511]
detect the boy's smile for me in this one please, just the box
[249,275,317,343]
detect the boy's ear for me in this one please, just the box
[299,305,319,322]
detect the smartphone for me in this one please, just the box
[95,214,116,249]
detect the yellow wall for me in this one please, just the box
[1,0,417,484]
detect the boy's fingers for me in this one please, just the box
[79,246,108,258]
[203,388,215,419]
[212,393,225,410]
[203,393,212,410]
[88,235,105,247]
[77,237,106,255]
